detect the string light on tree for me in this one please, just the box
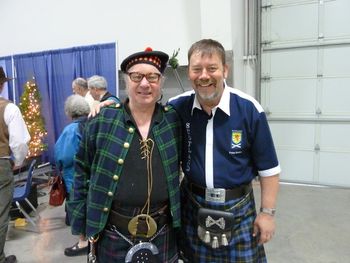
[19,77,47,158]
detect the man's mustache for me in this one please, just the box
[195,79,216,86]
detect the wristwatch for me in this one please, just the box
[260,207,276,216]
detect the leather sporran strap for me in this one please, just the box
[197,208,235,249]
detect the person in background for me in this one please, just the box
[67,47,182,262]
[64,76,120,256]
[0,67,30,263]
[168,39,281,262]
[72,77,99,112]
[54,94,90,257]
[87,75,119,104]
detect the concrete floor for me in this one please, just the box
[4,182,350,263]
[263,183,350,263]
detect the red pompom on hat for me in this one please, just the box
[120,47,169,73]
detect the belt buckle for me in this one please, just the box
[128,214,157,238]
[205,188,226,203]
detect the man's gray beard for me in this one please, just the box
[197,89,220,103]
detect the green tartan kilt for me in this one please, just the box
[97,223,178,263]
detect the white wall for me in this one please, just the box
[230,0,245,91]
[1,0,252,94]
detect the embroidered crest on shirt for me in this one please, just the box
[231,130,242,149]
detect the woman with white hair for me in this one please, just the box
[54,94,90,255]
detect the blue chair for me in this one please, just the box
[12,159,40,231]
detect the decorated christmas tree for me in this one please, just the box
[19,78,47,158]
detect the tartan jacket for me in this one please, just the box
[67,102,182,238]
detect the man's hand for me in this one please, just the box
[253,212,276,244]
[12,163,25,171]
[88,100,115,118]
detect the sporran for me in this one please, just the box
[197,207,235,249]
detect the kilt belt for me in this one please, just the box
[108,205,170,236]
[184,178,252,203]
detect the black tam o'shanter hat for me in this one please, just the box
[0,67,12,84]
[120,47,169,74]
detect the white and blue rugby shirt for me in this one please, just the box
[169,85,281,188]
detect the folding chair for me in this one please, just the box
[12,159,41,231]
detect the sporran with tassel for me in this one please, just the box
[197,208,235,249]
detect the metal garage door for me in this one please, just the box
[260,0,350,187]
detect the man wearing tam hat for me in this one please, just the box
[0,67,30,263]
[68,48,182,262]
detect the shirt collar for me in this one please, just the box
[191,82,231,116]
[124,99,162,126]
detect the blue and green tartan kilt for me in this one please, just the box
[97,223,178,263]
[178,184,267,263]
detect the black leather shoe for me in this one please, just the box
[64,242,88,256]
[5,255,17,263]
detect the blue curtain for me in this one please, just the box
[7,43,116,163]
[0,56,14,100]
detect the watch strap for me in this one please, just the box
[260,207,276,216]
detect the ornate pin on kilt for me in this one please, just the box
[125,242,159,263]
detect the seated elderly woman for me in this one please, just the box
[54,94,90,256]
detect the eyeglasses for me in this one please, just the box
[127,72,161,83]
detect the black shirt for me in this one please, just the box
[114,102,168,207]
